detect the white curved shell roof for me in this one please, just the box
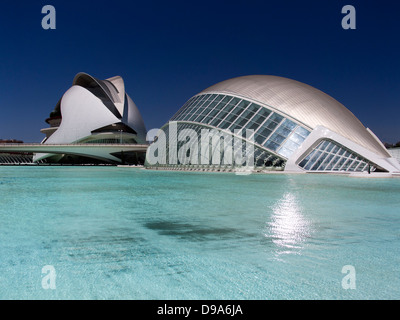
[200,75,389,158]
[45,85,121,144]
[71,72,147,143]
[73,73,126,116]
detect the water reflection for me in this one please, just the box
[265,192,311,257]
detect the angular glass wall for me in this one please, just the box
[167,93,311,166]
[145,122,286,170]
[298,139,376,172]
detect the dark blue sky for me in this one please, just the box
[0,0,399,143]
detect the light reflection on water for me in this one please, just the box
[1,167,400,299]
[265,192,312,257]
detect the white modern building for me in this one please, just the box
[388,148,400,165]
[145,75,400,174]
[35,72,147,164]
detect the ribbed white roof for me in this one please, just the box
[200,75,389,157]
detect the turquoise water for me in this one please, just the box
[0,166,399,300]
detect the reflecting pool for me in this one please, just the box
[0,166,399,299]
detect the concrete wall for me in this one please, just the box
[388,148,400,165]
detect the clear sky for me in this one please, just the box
[0,0,399,143]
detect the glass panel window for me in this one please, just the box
[337,148,345,156]
[295,139,376,173]
[325,142,334,153]
[196,94,212,107]
[203,104,225,124]
[223,103,246,124]
[209,103,235,127]
[358,165,365,172]
[228,97,241,107]
[332,156,345,171]
[206,96,232,120]
[254,128,272,145]
[357,163,367,172]
[264,140,280,152]
[262,120,277,131]
[219,119,234,130]
[269,113,284,124]
[295,126,310,139]
[349,161,360,171]
[254,118,279,143]
[213,95,224,103]
[311,152,328,170]
[245,118,261,131]
[219,116,235,129]
[304,151,322,170]
[326,155,341,170]
[195,100,219,122]
[280,119,297,131]
[278,146,294,159]
[220,95,233,105]
[318,154,334,171]
[274,125,292,138]
[298,149,317,168]
[331,145,340,154]
[236,100,251,111]
[179,96,204,121]
[251,113,267,126]
[268,133,286,145]
[341,158,353,171]
[256,108,271,122]
[231,117,250,131]
[229,105,257,131]
[280,139,299,152]
[319,140,330,151]
[187,95,215,121]
[288,132,306,145]
[333,156,347,171]
[263,121,297,152]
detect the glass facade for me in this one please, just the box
[149,122,285,169]
[0,153,34,164]
[148,93,312,170]
[146,86,394,173]
[298,140,375,172]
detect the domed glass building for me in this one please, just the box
[145,75,400,174]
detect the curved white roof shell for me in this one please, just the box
[200,75,390,158]
[34,72,148,164]
[73,73,126,119]
[45,85,121,144]
[48,72,147,144]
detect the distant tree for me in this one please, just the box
[0,139,23,144]
[384,142,394,149]
[395,141,400,148]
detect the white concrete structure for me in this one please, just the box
[388,148,400,165]
[0,143,148,164]
[146,75,400,174]
[34,73,147,164]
